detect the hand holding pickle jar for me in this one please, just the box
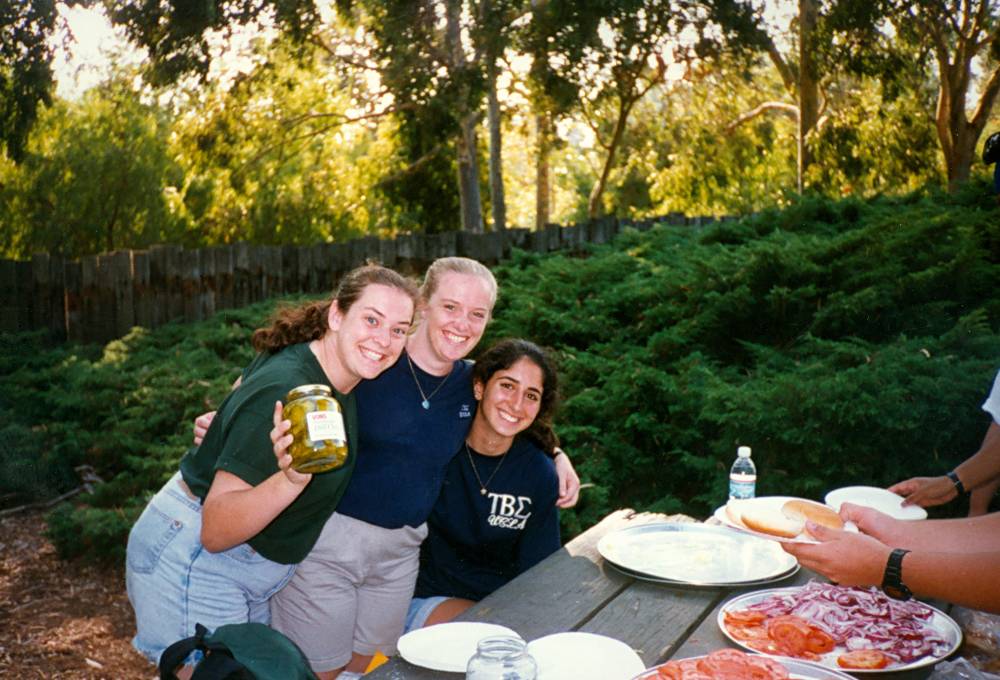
[284,384,348,473]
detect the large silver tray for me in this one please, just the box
[597,522,800,587]
[719,586,963,673]
[632,655,856,680]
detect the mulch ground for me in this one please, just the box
[0,511,155,679]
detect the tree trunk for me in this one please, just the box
[535,111,552,230]
[588,99,632,219]
[444,0,484,232]
[919,1,1000,192]
[936,61,1000,192]
[486,55,506,232]
[797,0,819,194]
[457,113,485,233]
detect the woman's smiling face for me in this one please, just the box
[420,271,494,363]
[329,283,414,385]
[473,357,544,439]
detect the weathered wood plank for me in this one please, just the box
[96,253,117,342]
[282,245,299,295]
[31,253,52,332]
[165,245,185,325]
[199,248,216,320]
[181,248,201,323]
[132,250,153,330]
[113,250,135,337]
[0,259,29,333]
[64,260,83,342]
[215,246,234,311]
[579,581,725,666]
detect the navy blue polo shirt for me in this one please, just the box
[337,352,476,528]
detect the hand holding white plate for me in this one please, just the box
[526,632,645,680]
[825,486,927,520]
[397,621,521,672]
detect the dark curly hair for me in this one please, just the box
[252,264,419,353]
[473,338,560,453]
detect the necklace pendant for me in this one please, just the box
[421,399,430,410]
[480,488,487,496]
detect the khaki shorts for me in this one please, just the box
[270,512,428,672]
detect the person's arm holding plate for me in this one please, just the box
[783,503,1000,614]
[889,421,1000,511]
[890,370,1000,515]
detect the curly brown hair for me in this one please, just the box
[251,264,419,353]
[473,338,560,453]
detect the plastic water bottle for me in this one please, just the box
[729,446,756,500]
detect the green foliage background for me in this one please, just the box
[2,184,999,562]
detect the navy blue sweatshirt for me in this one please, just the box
[415,436,560,601]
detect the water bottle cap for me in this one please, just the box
[737,446,751,458]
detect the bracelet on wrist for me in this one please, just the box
[946,470,967,495]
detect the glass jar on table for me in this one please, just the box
[466,635,537,680]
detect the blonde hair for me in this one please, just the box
[421,257,498,308]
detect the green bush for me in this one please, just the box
[3,183,999,564]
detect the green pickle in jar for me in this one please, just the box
[283,384,348,473]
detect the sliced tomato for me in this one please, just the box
[766,615,812,657]
[724,609,768,627]
[805,627,836,654]
[837,649,891,670]
[725,622,769,642]
[746,639,783,656]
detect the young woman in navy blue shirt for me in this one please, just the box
[405,338,562,629]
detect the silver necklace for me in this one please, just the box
[465,441,509,496]
[406,353,452,410]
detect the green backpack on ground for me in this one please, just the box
[158,622,318,680]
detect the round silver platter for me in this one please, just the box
[597,522,800,587]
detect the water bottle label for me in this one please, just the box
[729,475,756,500]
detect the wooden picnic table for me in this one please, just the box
[368,509,952,679]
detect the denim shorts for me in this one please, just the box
[403,596,450,633]
[125,472,297,664]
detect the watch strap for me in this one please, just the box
[881,548,912,600]
[946,470,967,495]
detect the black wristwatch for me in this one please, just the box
[881,548,912,601]
[946,470,967,495]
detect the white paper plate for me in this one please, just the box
[397,621,521,672]
[527,632,645,680]
[718,586,962,673]
[713,496,857,544]
[632,654,857,680]
[824,486,928,520]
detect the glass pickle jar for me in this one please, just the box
[466,636,537,680]
[284,384,348,474]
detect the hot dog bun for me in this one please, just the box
[740,505,805,538]
[725,499,751,525]
[782,499,844,539]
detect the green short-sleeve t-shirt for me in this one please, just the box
[179,342,358,565]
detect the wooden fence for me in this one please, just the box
[1,213,721,344]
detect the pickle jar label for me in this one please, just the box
[306,410,346,443]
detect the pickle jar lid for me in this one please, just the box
[286,384,332,402]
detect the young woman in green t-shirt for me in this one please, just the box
[125,264,419,674]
